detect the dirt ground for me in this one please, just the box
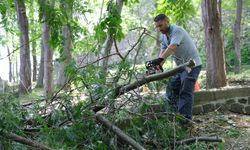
[192,111,250,150]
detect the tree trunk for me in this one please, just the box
[32,42,37,82]
[7,46,12,83]
[234,0,243,74]
[43,21,53,98]
[56,1,73,88]
[15,0,32,94]
[36,40,45,87]
[41,0,54,97]
[201,0,227,88]
[100,0,124,80]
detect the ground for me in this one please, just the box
[192,111,250,150]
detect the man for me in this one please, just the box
[150,14,202,121]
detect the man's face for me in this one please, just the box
[155,19,169,34]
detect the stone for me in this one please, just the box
[203,104,215,113]
[238,98,247,104]
[194,91,215,105]
[248,97,250,105]
[245,106,250,115]
[226,99,235,105]
[215,103,227,111]
[193,106,203,115]
[230,103,244,114]
[226,99,235,109]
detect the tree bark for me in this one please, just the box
[42,0,54,97]
[15,0,32,94]
[56,1,73,88]
[234,0,243,74]
[36,40,45,87]
[100,0,124,80]
[201,0,227,88]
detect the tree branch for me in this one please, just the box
[124,27,146,59]
[114,38,124,60]
[96,114,145,150]
[4,132,53,150]
[175,136,223,145]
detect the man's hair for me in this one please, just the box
[154,14,169,22]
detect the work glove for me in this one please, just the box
[151,58,164,66]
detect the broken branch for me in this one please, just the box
[96,114,145,150]
[175,136,223,145]
[4,132,53,150]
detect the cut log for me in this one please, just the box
[96,114,145,150]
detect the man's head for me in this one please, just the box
[154,14,170,34]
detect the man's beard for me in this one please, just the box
[160,29,167,34]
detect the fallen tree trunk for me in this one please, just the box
[96,114,145,150]
[175,136,223,145]
[4,132,53,150]
[116,60,195,96]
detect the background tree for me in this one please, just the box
[36,42,44,87]
[56,0,73,88]
[234,0,243,74]
[40,0,54,97]
[15,0,32,94]
[202,0,227,88]
[99,0,124,82]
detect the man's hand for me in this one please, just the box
[151,58,164,66]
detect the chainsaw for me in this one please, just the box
[145,60,164,75]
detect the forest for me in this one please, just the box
[0,0,250,149]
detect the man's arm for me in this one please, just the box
[159,44,177,65]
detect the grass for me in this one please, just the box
[227,65,250,80]
[13,87,44,104]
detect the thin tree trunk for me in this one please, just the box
[7,46,12,83]
[16,55,18,83]
[32,42,37,81]
[43,20,53,98]
[30,0,37,82]
[41,0,54,97]
[100,0,124,81]
[201,0,227,88]
[15,0,32,94]
[57,1,73,88]
[36,40,44,87]
[234,0,243,74]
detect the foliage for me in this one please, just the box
[156,0,196,29]
[94,0,124,45]
[0,95,23,133]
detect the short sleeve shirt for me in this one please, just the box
[161,25,202,66]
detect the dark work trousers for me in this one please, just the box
[165,65,202,120]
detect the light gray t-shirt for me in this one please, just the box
[161,25,202,66]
